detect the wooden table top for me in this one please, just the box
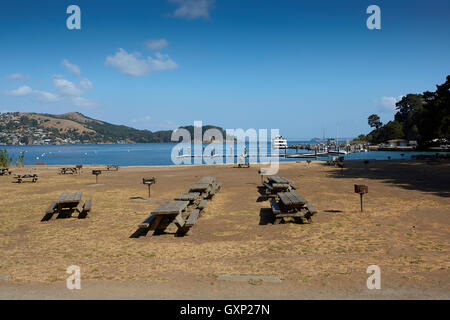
[198,176,216,184]
[152,200,189,215]
[268,176,290,184]
[57,192,82,204]
[190,183,211,192]
[174,192,201,201]
[278,191,306,207]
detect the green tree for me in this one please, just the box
[368,114,382,130]
[394,94,424,140]
[418,75,450,144]
[0,149,13,167]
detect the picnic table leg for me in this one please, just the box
[147,216,163,236]
[273,216,283,224]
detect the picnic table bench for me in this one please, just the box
[270,190,317,224]
[0,167,12,176]
[14,173,38,183]
[41,192,92,221]
[59,167,78,175]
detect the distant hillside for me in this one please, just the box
[0,112,229,145]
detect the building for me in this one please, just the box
[387,139,408,147]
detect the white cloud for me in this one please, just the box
[169,0,214,20]
[34,90,60,103]
[105,48,177,77]
[4,85,33,96]
[53,76,83,96]
[6,73,30,81]
[376,96,404,112]
[62,59,81,77]
[4,75,96,108]
[79,78,93,90]
[70,97,97,108]
[146,39,169,50]
[4,85,60,103]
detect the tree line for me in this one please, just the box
[361,75,449,147]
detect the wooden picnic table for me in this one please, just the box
[263,176,296,198]
[59,167,78,174]
[135,200,191,237]
[41,192,92,221]
[270,190,317,224]
[278,191,306,209]
[106,165,119,171]
[0,167,11,175]
[190,176,222,199]
[131,176,222,238]
[14,173,38,183]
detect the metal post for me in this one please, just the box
[360,194,363,212]
[148,184,151,198]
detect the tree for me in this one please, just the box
[394,94,424,140]
[418,75,450,144]
[368,114,382,130]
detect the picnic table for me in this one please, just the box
[0,167,11,176]
[270,190,317,224]
[41,192,92,221]
[190,176,222,199]
[106,165,119,171]
[133,200,194,237]
[59,167,78,175]
[326,156,344,167]
[263,176,296,197]
[14,173,38,183]
[131,176,222,238]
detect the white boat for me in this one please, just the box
[328,149,348,155]
[272,135,288,149]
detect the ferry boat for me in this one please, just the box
[272,135,288,149]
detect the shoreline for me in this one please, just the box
[6,156,446,169]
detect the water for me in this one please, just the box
[1,141,447,166]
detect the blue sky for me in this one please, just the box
[1,0,449,139]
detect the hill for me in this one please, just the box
[0,112,228,145]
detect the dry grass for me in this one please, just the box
[0,161,449,293]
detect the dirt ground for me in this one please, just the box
[0,160,449,299]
